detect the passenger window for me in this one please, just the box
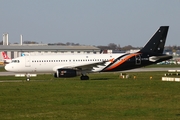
[12,60,20,63]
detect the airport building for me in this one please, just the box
[0,34,100,61]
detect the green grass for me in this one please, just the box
[0,72,180,120]
[0,65,5,72]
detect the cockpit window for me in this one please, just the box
[12,60,20,63]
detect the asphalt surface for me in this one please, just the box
[124,67,180,72]
[0,67,180,76]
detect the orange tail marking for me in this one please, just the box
[105,53,140,71]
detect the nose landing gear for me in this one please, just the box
[26,74,30,81]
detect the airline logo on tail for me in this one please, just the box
[1,52,26,59]
[1,52,26,64]
[1,52,11,64]
[1,52,10,59]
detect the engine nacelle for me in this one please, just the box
[54,69,81,78]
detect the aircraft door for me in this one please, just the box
[25,56,31,67]
[135,55,141,65]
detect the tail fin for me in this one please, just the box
[21,53,25,56]
[139,26,169,54]
[1,51,10,59]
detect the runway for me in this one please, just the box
[124,67,180,72]
[0,72,15,76]
[0,67,180,76]
[0,67,180,83]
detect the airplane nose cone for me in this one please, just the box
[5,65,11,72]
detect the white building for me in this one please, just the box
[0,34,100,61]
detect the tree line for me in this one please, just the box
[0,40,180,51]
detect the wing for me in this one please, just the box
[52,61,112,72]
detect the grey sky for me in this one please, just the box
[0,0,180,47]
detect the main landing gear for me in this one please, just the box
[80,74,89,80]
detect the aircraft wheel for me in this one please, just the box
[85,76,89,80]
[26,78,30,81]
[80,75,89,80]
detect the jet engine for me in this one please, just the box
[54,69,81,78]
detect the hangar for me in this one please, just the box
[0,45,100,60]
[0,34,100,61]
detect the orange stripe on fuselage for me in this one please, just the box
[109,58,114,63]
[105,53,140,71]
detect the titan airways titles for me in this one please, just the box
[5,26,172,80]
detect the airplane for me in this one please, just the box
[1,52,26,64]
[21,53,26,56]
[5,26,172,81]
[1,51,12,64]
